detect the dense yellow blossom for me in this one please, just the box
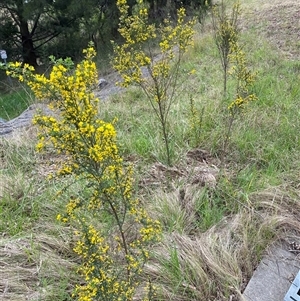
[5,44,161,301]
[2,39,161,301]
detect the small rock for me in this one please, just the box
[98,78,108,89]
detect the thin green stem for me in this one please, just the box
[106,195,130,279]
[221,112,235,166]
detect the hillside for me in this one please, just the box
[1,0,300,300]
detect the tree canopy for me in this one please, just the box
[0,0,96,67]
[0,0,211,68]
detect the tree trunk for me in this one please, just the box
[20,19,37,67]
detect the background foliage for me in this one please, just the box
[0,0,211,68]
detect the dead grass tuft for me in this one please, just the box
[139,149,219,192]
[144,185,300,301]
[0,228,77,301]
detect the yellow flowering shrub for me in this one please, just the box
[212,1,241,96]
[113,0,196,165]
[211,1,258,163]
[222,38,257,162]
[211,0,257,112]
[227,40,257,112]
[4,46,161,301]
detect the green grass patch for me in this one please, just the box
[0,88,33,120]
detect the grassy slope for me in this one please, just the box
[1,0,300,300]
[0,87,34,120]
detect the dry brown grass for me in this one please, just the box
[0,130,78,301]
[242,0,300,60]
[1,231,77,301]
[144,186,300,301]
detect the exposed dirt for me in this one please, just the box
[242,0,300,60]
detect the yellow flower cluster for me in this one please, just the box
[71,163,160,301]
[113,0,156,88]
[129,198,162,245]
[72,197,161,301]
[113,0,195,165]
[5,62,38,90]
[228,39,258,112]
[228,93,257,111]
[113,1,195,89]
[117,0,156,46]
[7,44,161,301]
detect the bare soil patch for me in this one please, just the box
[243,0,300,60]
